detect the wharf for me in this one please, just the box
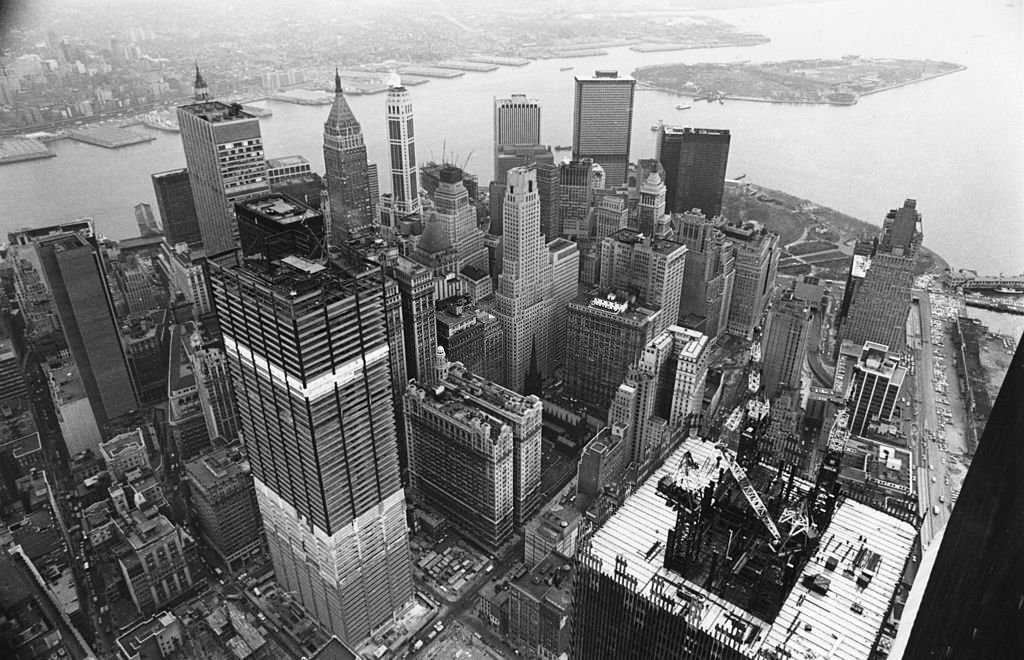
[435,60,499,72]
[964,294,1024,316]
[0,137,55,164]
[67,126,154,148]
[398,66,464,79]
[465,55,530,66]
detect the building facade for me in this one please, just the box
[494,94,543,182]
[324,72,374,240]
[656,126,731,218]
[151,168,201,247]
[600,228,687,338]
[381,77,421,227]
[572,70,636,187]
[761,290,811,398]
[722,222,780,339]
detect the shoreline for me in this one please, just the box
[637,63,968,107]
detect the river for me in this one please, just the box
[1,0,1021,274]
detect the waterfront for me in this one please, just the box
[0,0,1020,274]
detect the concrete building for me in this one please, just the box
[380,75,421,230]
[183,320,240,443]
[0,336,26,403]
[635,160,669,239]
[673,211,735,341]
[184,445,266,570]
[545,237,580,373]
[524,507,581,570]
[572,70,635,187]
[564,291,661,408]
[404,363,516,552]
[324,72,374,240]
[656,126,731,218]
[432,165,487,272]
[266,154,312,184]
[722,222,780,339]
[846,342,906,437]
[116,611,185,660]
[495,166,550,392]
[435,296,504,385]
[600,228,687,337]
[507,551,574,660]
[576,425,630,503]
[99,427,149,482]
[208,250,413,647]
[158,242,210,315]
[761,290,811,398]
[389,256,437,384]
[151,168,201,248]
[556,159,595,240]
[116,505,198,615]
[177,79,269,255]
[166,323,211,461]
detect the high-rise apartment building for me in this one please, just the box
[381,76,421,226]
[494,94,544,182]
[184,445,266,570]
[405,362,515,551]
[674,211,735,340]
[433,166,488,272]
[722,222,780,338]
[656,126,731,218]
[324,71,374,240]
[846,341,906,436]
[564,291,661,408]
[762,290,811,398]
[177,74,269,256]
[495,166,550,392]
[209,251,413,646]
[600,228,687,337]
[572,70,636,187]
[151,169,201,247]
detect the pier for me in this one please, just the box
[67,126,155,149]
[0,137,55,164]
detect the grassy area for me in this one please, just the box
[786,240,838,255]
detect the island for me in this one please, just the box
[633,56,966,105]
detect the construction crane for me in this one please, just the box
[750,341,762,364]
[826,408,851,454]
[748,370,761,394]
[719,447,783,547]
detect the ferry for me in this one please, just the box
[675,103,692,110]
[994,286,1023,294]
[559,66,574,71]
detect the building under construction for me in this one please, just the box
[572,407,917,659]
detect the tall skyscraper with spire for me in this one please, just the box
[496,166,550,392]
[381,74,420,230]
[208,248,413,647]
[323,70,373,242]
[177,65,269,256]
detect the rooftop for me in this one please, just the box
[512,550,574,609]
[99,428,144,459]
[309,636,359,660]
[444,362,541,421]
[236,194,320,226]
[116,611,180,658]
[662,126,731,138]
[266,155,310,170]
[607,228,686,257]
[409,377,510,443]
[184,446,250,491]
[585,438,916,658]
[572,289,661,324]
[178,100,256,122]
[667,325,710,361]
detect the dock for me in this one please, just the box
[67,126,155,149]
[0,137,55,164]
[434,60,499,73]
[398,66,464,79]
[465,56,530,67]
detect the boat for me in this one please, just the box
[994,286,1023,294]
[553,145,572,151]
[559,66,574,71]
[675,103,692,110]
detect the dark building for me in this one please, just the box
[657,126,731,218]
[34,232,137,429]
[151,168,201,247]
[324,71,374,240]
[902,334,1024,658]
[235,193,325,262]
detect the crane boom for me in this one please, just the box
[721,449,782,545]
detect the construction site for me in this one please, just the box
[572,341,918,659]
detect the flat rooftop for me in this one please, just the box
[662,127,731,137]
[178,100,256,122]
[572,290,660,324]
[184,446,250,491]
[585,438,916,658]
[444,363,541,421]
[237,194,319,225]
[667,325,709,361]
[607,228,686,257]
[266,155,310,169]
[409,380,509,442]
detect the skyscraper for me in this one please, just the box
[433,166,488,272]
[388,256,437,384]
[382,75,421,226]
[600,228,687,337]
[495,166,550,392]
[557,159,595,240]
[845,341,906,436]
[323,70,373,241]
[761,290,811,398]
[545,237,580,373]
[151,168,201,247]
[572,70,636,188]
[494,94,544,182]
[722,222,780,338]
[635,160,669,238]
[177,67,269,255]
[208,251,413,646]
[657,126,731,218]
[674,211,736,340]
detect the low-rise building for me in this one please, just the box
[507,551,574,660]
[115,504,198,616]
[115,611,185,660]
[99,427,149,482]
[524,507,581,569]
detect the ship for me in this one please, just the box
[559,66,574,71]
[675,103,692,110]
[994,286,1024,294]
[826,91,859,105]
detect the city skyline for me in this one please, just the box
[0,2,1020,659]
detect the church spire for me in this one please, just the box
[524,337,543,397]
[193,62,208,101]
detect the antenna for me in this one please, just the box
[462,150,473,171]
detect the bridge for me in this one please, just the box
[947,273,1024,292]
